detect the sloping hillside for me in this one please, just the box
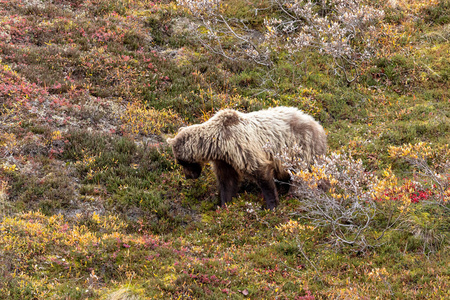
[0,0,449,298]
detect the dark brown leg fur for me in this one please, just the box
[254,165,279,210]
[274,169,291,196]
[213,160,240,207]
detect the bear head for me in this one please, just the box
[167,132,203,180]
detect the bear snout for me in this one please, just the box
[181,162,203,179]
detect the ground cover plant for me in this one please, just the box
[0,0,449,298]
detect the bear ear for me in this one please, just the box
[177,126,186,132]
[166,137,175,145]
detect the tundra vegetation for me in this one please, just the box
[0,0,449,299]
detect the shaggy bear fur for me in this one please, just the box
[167,106,327,210]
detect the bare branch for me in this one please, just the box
[282,151,399,250]
[179,0,385,82]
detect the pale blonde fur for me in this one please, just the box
[167,106,326,175]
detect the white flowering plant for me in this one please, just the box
[279,150,401,251]
[178,0,385,83]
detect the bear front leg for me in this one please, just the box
[213,160,240,207]
[254,165,279,210]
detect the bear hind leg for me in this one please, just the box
[213,160,240,207]
[274,168,291,196]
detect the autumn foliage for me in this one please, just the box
[0,0,449,299]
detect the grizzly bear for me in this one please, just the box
[167,106,327,210]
